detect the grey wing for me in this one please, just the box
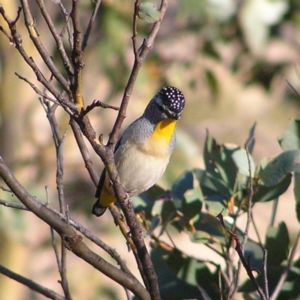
[95,167,106,197]
[94,136,123,198]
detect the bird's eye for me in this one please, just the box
[157,104,165,112]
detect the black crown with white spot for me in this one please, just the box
[157,86,185,120]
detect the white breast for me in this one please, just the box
[114,141,170,196]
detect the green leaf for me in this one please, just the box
[245,122,257,154]
[205,68,219,99]
[231,147,255,177]
[182,188,202,220]
[240,264,300,298]
[193,168,231,202]
[239,265,284,294]
[150,248,202,299]
[147,215,161,235]
[172,170,194,211]
[259,150,300,186]
[253,173,292,203]
[164,249,219,299]
[132,184,166,219]
[190,231,212,244]
[265,221,289,266]
[152,198,176,219]
[244,239,264,270]
[203,131,238,190]
[278,119,300,151]
[192,213,226,244]
[137,2,160,23]
[293,172,300,223]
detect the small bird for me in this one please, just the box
[92,86,185,217]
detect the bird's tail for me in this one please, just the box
[92,201,107,217]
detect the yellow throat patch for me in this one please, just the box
[140,118,177,156]
[151,118,177,143]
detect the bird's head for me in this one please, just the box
[145,86,185,123]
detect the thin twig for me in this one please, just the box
[270,198,278,227]
[132,0,140,57]
[15,72,59,105]
[286,79,300,98]
[45,184,63,275]
[0,196,132,275]
[84,100,119,115]
[0,156,150,299]
[229,144,255,299]
[270,231,300,300]
[108,0,169,147]
[218,266,224,300]
[70,0,84,111]
[36,0,74,76]
[242,144,254,250]
[251,214,264,249]
[20,0,71,94]
[44,100,71,298]
[0,5,76,113]
[58,2,73,49]
[217,213,267,300]
[103,2,169,299]
[0,264,65,300]
[0,199,28,210]
[69,120,99,185]
[81,0,102,51]
[262,249,269,299]
[0,185,12,192]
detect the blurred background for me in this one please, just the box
[0,0,300,299]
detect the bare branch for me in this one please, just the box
[228,144,255,299]
[217,213,267,300]
[45,101,72,298]
[35,0,74,75]
[0,199,28,210]
[270,231,300,300]
[20,0,71,93]
[0,156,150,300]
[15,72,59,104]
[69,120,99,185]
[70,0,84,111]
[0,264,65,300]
[108,0,169,147]
[84,100,119,115]
[242,144,254,250]
[262,249,269,299]
[81,0,102,52]
[0,5,76,113]
[99,2,169,298]
[0,197,132,276]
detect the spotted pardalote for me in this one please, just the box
[92,86,185,217]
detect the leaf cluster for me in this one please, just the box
[133,120,300,299]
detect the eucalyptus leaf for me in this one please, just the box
[253,173,291,203]
[259,150,300,186]
[164,249,219,299]
[193,213,226,244]
[265,221,289,266]
[203,131,238,190]
[278,119,300,151]
[182,188,202,220]
[245,122,257,154]
[151,198,177,225]
[172,170,194,210]
[231,147,255,177]
[138,3,160,23]
[294,172,300,223]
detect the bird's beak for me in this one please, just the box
[166,109,181,120]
